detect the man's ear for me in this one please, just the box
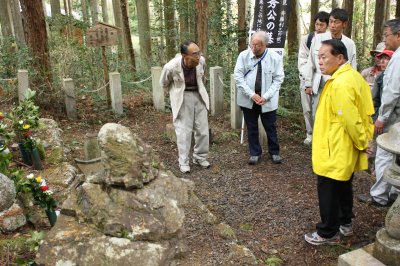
[337,54,345,63]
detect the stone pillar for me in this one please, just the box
[109,72,123,115]
[151,67,165,111]
[62,78,77,120]
[17,70,28,103]
[209,66,224,116]
[84,133,101,160]
[258,118,267,147]
[230,74,241,129]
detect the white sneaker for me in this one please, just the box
[303,135,312,145]
[193,158,211,169]
[179,165,190,173]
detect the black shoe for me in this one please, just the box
[248,156,260,165]
[271,154,282,164]
[357,194,389,207]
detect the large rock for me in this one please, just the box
[36,118,66,164]
[0,173,16,212]
[0,203,26,232]
[36,123,193,266]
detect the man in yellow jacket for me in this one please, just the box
[304,39,374,245]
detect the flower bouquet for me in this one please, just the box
[20,174,58,226]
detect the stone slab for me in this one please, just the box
[338,245,385,266]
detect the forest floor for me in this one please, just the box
[1,91,388,265]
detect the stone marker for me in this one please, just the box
[84,133,101,160]
[258,118,268,147]
[62,78,77,119]
[210,66,224,116]
[230,74,241,129]
[151,67,165,111]
[17,69,28,103]
[109,72,123,115]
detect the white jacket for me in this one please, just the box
[304,32,357,94]
[160,55,210,122]
[234,48,284,112]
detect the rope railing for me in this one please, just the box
[0,78,17,82]
[80,81,110,93]
[218,74,230,88]
[121,75,152,84]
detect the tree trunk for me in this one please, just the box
[309,0,319,32]
[63,0,68,15]
[0,0,13,37]
[82,0,89,23]
[10,0,26,46]
[287,0,299,56]
[177,0,189,42]
[20,0,52,91]
[208,0,222,53]
[120,0,136,72]
[238,0,247,52]
[396,0,400,18]
[51,0,61,16]
[332,0,342,8]
[101,0,109,23]
[384,0,391,22]
[195,0,208,57]
[373,0,385,48]
[136,0,151,68]
[164,0,177,59]
[91,0,99,24]
[343,0,354,38]
[67,0,73,16]
[112,0,126,62]
[362,0,368,56]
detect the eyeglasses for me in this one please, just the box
[384,32,399,39]
[188,52,202,58]
[249,43,265,49]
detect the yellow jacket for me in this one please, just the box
[312,64,374,181]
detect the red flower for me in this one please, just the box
[40,185,49,191]
[24,131,30,137]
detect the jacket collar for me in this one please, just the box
[330,63,352,80]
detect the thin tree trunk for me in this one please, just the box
[238,0,247,52]
[373,0,385,48]
[309,0,319,32]
[91,0,99,24]
[343,0,354,38]
[195,0,208,57]
[112,0,126,62]
[177,0,189,42]
[63,0,68,15]
[287,0,299,56]
[102,0,109,23]
[10,0,26,46]
[82,0,89,23]
[20,0,52,91]
[136,0,151,68]
[164,0,177,59]
[120,0,136,72]
[67,0,72,16]
[362,0,368,56]
[384,0,391,21]
[396,0,400,18]
[0,0,13,37]
[51,0,61,16]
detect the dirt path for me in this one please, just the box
[57,95,387,265]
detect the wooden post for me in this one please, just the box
[102,46,111,108]
[62,78,77,119]
[151,67,165,111]
[109,72,123,115]
[17,70,29,103]
[230,74,241,129]
[209,66,224,116]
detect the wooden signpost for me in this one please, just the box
[87,22,120,107]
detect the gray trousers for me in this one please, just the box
[370,146,399,204]
[300,82,313,135]
[173,91,209,166]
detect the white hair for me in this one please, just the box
[251,31,269,45]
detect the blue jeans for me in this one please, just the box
[241,104,279,156]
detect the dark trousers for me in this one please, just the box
[316,175,354,238]
[242,104,279,156]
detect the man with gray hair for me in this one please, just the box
[370,18,400,206]
[234,31,284,165]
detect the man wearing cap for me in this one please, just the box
[361,42,389,91]
[369,19,400,206]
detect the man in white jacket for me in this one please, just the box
[298,11,329,145]
[303,8,357,137]
[160,41,210,173]
[234,31,284,165]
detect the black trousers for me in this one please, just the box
[241,104,279,156]
[316,175,354,238]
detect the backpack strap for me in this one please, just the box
[306,31,314,49]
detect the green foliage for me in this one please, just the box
[264,256,283,266]
[280,56,302,112]
[0,234,36,266]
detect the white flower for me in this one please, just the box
[44,190,53,195]
[19,120,24,125]
[27,173,34,179]
[40,179,47,187]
